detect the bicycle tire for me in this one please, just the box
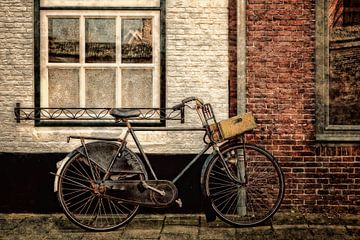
[57,145,147,231]
[203,142,285,227]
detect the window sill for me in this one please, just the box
[316,133,360,142]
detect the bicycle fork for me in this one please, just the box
[213,140,248,216]
[213,142,247,186]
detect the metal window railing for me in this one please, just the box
[14,103,185,124]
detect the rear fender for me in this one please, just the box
[53,141,124,192]
[53,148,83,192]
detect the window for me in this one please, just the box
[35,0,165,125]
[343,1,360,26]
[316,0,360,141]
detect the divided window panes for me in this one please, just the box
[40,11,160,109]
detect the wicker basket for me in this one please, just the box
[209,112,257,142]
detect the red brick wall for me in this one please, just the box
[228,0,360,213]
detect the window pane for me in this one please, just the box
[122,18,153,63]
[48,69,79,107]
[86,18,116,63]
[328,0,360,125]
[48,18,79,63]
[121,69,153,107]
[329,46,360,125]
[85,69,116,108]
[343,1,360,26]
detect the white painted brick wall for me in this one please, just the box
[0,0,228,153]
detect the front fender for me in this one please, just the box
[200,146,225,223]
[200,140,242,197]
[200,151,217,197]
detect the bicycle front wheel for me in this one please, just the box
[204,142,285,227]
[57,144,146,231]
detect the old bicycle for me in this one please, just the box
[53,97,285,231]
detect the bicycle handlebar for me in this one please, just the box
[171,97,202,110]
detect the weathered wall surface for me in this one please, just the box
[0,0,34,151]
[244,0,360,213]
[1,0,359,214]
[0,0,228,153]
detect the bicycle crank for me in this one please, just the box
[104,180,178,208]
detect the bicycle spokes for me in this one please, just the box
[58,151,145,231]
[205,143,284,227]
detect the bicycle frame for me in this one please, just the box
[55,98,244,192]
[117,122,213,184]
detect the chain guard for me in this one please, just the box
[104,180,178,208]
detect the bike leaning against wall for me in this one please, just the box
[53,97,285,231]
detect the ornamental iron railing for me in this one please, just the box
[14,103,185,124]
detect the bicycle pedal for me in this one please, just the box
[175,198,182,208]
[137,182,146,192]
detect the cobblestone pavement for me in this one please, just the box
[0,212,359,240]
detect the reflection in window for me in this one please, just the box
[48,18,79,63]
[328,0,360,125]
[86,18,116,63]
[344,1,360,26]
[122,19,153,63]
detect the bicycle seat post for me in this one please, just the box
[123,118,131,128]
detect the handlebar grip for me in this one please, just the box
[171,97,198,110]
[182,96,197,104]
[172,102,184,110]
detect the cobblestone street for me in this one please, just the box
[1,212,359,240]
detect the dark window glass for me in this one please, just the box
[344,0,360,26]
[86,18,116,63]
[328,0,360,125]
[48,18,79,63]
[122,18,153,63]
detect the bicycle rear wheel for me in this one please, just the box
[204,142,284,227]
[57,144,146,231]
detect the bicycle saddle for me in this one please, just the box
[110,108,141,119]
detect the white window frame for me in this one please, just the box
[40,10,161,109]
[40,0,160,8]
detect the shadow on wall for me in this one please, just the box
[0,153,207,213]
